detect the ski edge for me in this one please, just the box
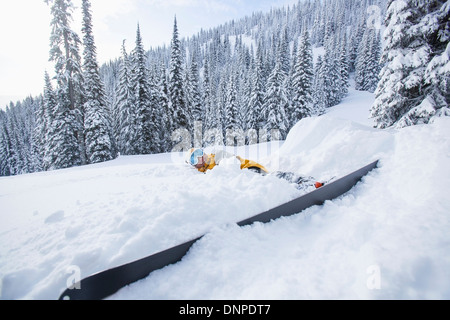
[59,237,202,300]
[237,159,379,226]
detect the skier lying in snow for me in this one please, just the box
[186,147,269,174]
[186,148,325,190]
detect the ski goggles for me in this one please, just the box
[190,149,204,166]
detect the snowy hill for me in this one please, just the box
[1,88,449,300]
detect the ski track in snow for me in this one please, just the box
[1,90,450,300]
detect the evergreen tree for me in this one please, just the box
[338,30,350,97]
[263,44,290,140]
[81,0,114,164]
[4,104,20,175]
[115,41,137,155]
[371,0,449,128]
[355,28,381,93]
[313,55,327,115]
[169,17,189,131]
[420,0,450,119]
[203,60,215,131]
[131,24,159,154]
[279,26,291,76]
[246,42,265,133]
[46,0,84,169]
[290,31,314,126]
[41,72,58,170]
[156,61,172,152]
[216,71,228,143]
[22,97,40,173]
[350,21,366,72]
[33,96,46,171]
[0,110,11,176]
[186,48,203,125]
[224,69,240,131]
[325,36,343,107]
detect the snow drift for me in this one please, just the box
[1,111,449,300]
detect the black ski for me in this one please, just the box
[59,160,378,300]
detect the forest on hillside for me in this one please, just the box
[0,0,448,176]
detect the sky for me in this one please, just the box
[0,0,299,109]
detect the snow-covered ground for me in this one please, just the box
[1,88,449,300]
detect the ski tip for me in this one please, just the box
[315,182,324,189]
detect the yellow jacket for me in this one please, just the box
[197,151,269,174]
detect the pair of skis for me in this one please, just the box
[59,160,379,300]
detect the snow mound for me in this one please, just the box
[268,115,393,178]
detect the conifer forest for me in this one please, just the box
[0,0,448,176]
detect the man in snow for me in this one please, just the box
[186,148,325,190]
[186,148,269,174]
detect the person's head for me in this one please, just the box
[187,148,205,169]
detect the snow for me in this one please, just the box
[1,89,450,300]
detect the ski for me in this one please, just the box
[237,160,378,226]
[59,160,379,300]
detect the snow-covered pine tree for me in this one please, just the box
[338,30,350,97]
[371,0,450,128]
[311,0,326,46]
[371,0,417,128]
[169,17,189,132]
[186,48,203,126]
[366,30,381,93]
[22,97,40,173]
[41,72,58,170]
[324,34,344,108]
[0,110,10,176]
[224,69,241,132]
[246,42,265,135]
[156,61,172,152]
[350,20,366,72]
[3,105,20,175]
[355,27,381,93]
[236,42,252,132]
[355,27,369,91]
[263,39,290,140]
[312,55,327,115]
[201,58,222,147]
[9,104,24,174]
[279,26,291,76]
[33,96,46,172]
[420,0,450,120]
[286,36,298,119]
[46,0,84,169]
[290,30,314,126]
[203,59,214,131]
[132,24,159,154]
[115,41,137,155]
[202,59,217,136]
[2,100,37,175]
[148,64,165,154]
[81,0,114,164]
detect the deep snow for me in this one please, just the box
[1,87,449,300]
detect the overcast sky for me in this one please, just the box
[0,0,299,109]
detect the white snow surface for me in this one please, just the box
[1,89,450,300]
